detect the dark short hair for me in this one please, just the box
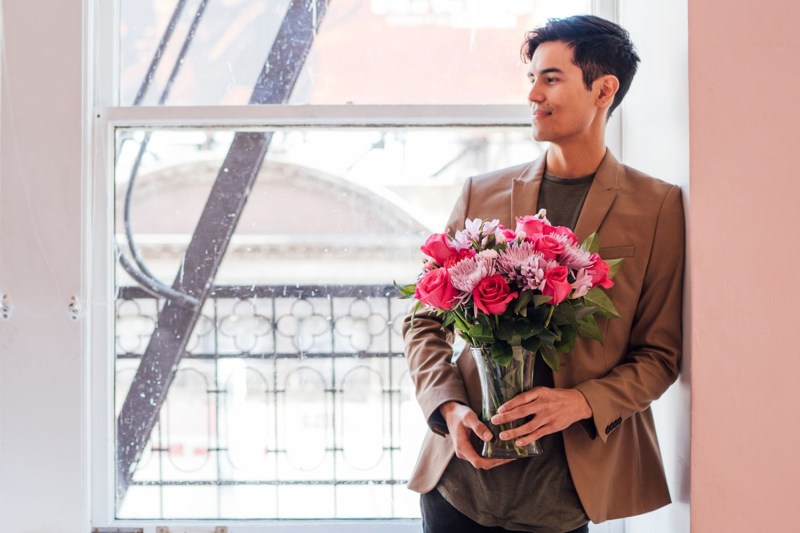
[521,15,640,117]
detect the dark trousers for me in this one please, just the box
[421,488,590,533]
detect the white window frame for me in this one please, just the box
[87,0,623,531]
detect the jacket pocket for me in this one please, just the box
[598,245,635,258]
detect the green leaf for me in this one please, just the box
[393,281,417,298]
[577,314,604,343]
[528,305,550,327]
[468,323,495,343]
[574,305,599,322]
[584,287,621,319]
[606,258,624,278]
[581,232,600,254]
[540,342,561,372]
[491,341,513,366]
[539,330,556,347]
[513,291,533,315]
[441,313,454,328]
[556,324,578,353]
[513,319,543,339]
[550,325,562,342]
[521,336,541,353]
[552,301,578,328]
[496,320,515,342]
[533,294,552,307]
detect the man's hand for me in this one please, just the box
[439,401,514,470]
[490,387,592,446]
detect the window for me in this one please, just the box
[91,0,614,529]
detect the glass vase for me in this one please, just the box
[470,345,544,459]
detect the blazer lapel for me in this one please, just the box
[573,150,621,242]
[510,154,547,223]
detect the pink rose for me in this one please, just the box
[500,227,517,241]
[443,248,476,268]
[415,268,460,310]
[532,234,565,261]
[472,274,518,315]
[542,265,572,305]
[544,225,579,246]
[515,215,549,238]
[587,253,614,289]
[420,233,459,266]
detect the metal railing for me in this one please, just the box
[115,284,424,519]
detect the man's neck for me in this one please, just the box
[545,138,607,178]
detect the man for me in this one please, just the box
[403,15,685,533]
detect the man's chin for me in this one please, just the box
[531,129,550,143]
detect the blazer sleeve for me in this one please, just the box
[575,184,685,443]
[402,177,473,436]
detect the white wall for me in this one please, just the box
[0,0,89,531]
[619,0,691,531]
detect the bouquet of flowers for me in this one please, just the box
[399,210,622,458]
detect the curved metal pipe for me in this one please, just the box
[119,0,210,305]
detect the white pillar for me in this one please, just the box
[0,1,89,531]
[619,0,691,531]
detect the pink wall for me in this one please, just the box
[689,1,800,531]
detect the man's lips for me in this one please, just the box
[532,109,552,119]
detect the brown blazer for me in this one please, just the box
[403,150,685,523]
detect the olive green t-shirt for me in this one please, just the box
[435,170,594,533]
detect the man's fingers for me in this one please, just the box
[459,444,513,470]
[492,402,537,425]
[498,417,543,441]
[463,411,493,442]
[497,388,540,414]
[514,423,553,446]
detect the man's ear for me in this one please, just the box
[595,75,620,112]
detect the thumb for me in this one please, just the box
[464,411,493,442]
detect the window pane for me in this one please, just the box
[113,126,539,519]
[119,0,592,105]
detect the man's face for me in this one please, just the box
[527,40,602,144]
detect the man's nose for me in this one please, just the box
[528,84,545,103]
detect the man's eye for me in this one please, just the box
[547,77,557,83]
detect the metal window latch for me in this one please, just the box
[92,528,143,533]
[1,294,10,320]
[68,295,81,321]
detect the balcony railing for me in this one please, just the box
[115,284,425,519]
